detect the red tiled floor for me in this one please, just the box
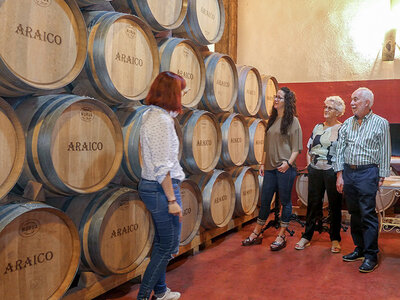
[95,220,400,300]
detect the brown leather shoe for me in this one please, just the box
[270,235,286,251]
[242,231,263,246]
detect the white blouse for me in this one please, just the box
[140,105,185,183]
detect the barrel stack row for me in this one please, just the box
[0,0,279,299]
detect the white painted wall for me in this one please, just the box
[237,0,400,83]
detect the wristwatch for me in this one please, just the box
[284,160,292,167]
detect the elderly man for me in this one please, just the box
[334,87,391,273]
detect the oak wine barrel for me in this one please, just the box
[245,118,266,165]
[115,105,182,183]
[190,169,235,229]
[174,0,225,45]
[0,202,80,300]
[228,166,259,217]
[257,75,278,119]
[0,0,87,97]
[178,109,222,174]
[234,65,262,117]
[199,52,238,113]
[296,173,329,208]
[72,11,159,105]
[112,0,188,31]
[0,98,25,200]
[47,187,154,276]
[158,38,206,108]
[180,179,203,245]
[10,94,123,195]
[216,113,249,168]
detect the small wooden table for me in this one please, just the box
[379,176,400,233]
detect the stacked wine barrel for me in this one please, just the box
[0,0,279,298]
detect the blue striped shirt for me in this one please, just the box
[333,111,391,177]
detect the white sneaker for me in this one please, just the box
[154,288,181,300]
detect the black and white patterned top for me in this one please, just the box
[140,105,185,183]
[308,123,341,170]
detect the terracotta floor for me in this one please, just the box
[95,220,400,300]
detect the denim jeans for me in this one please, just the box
[343,164,379,261]
[257,167,297,227]
[137,179,182,300]
[302,166,342,241]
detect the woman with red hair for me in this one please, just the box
[137,71,187,300]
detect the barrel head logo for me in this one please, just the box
[80,107,94,122]
[19,219,40,237]
[126,26,137,39]
[34,0,51,7]
[182,47,190,57]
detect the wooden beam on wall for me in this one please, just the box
[215,0,238,62]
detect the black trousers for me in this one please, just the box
[343,164,379,261]
[302,166,342,241]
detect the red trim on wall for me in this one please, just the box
[282,79,400,168]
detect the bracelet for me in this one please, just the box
[168,199,177,204]
[284,160,292,167]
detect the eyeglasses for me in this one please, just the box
[324,105,337,112]
[182,87,191,97]
[274,95,284,100]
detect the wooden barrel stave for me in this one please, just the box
[180,179,203,245]
[0,98,25,200]
[112,0,188,31]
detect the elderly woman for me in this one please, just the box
[137,71,187,300]
[295,96,345,252]
[242,87,302,251]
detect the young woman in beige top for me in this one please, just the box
[242,87,303,251]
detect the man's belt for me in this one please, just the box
[345,164,377,170]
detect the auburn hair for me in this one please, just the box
[145,71,186,113]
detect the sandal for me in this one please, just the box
[242,231,263,246]
[270,235,287,251]
[331,240,341,253]
[295,238,310,250]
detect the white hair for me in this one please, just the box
[325,96,345,117]
[354,87,374,108]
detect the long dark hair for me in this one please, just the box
[267,87,297,135]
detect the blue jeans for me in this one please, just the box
[343,164,379,261]
[137,179,182,300]
[257,167,297,227]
